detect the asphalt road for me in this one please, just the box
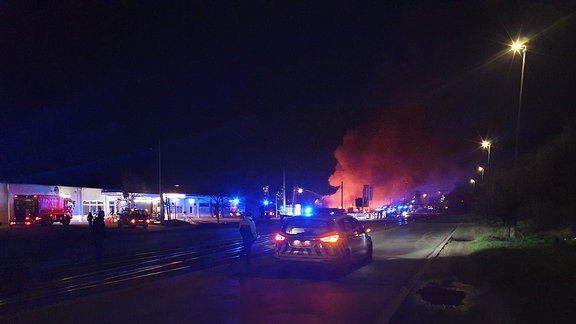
[0,216,458,323]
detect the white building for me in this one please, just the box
[0,182,243,224]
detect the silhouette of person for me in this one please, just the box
[87,212,93,229]
[238,212,257,264]
[92,214,106,260]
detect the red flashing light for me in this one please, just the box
[320,234,340,243]
[275,233,286,241]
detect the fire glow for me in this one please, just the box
[321,106,463,209]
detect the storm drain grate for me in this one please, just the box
[418,281,466,306]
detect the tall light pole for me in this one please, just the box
[509,40,527,238]
[478,166,485,182]
[481,140,491,173]
[158,139,164,222]
[469,179,476,191]
[511,40,527,166]
[340,181,344,210]
[282,168,286,214]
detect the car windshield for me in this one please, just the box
[283,218,335,235]
[122,210,148,218]
[134,211,148,218]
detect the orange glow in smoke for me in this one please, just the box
[321,105,455,209]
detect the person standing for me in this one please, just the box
[238,212,257,264]
[87,212,93,230]
[92,213,106,260]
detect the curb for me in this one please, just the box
[378,225,458,323]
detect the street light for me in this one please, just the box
[478,166,485,181]
[297,187,323,198]
[296,187,324,207]
[470,179,476,191]
[510,40,527,166]
[481,140,491,173]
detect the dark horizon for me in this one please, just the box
[1,2,575,206]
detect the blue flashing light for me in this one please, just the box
[233,198,240,205]
[262,199,270,206]
[303,206,313,216]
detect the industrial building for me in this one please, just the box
[0,182,242,225]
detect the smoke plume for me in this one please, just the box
[322,105,462,209]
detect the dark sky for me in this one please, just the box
[1,1,575,207]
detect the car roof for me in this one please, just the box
[313,208,346,214]
[312,208,347,218]
[287,212,349,222]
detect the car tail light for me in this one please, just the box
[275,233,286,241]
[320,234,340,243]
[131,219,136,224]
[146,219,150,224]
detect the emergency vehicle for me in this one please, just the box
[10,194,75,228]
[117,208,151,228]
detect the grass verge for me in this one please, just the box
[469,228,576,322]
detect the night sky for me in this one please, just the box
[1,1,575,208]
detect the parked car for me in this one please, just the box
[274,212,373,271]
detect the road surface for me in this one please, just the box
[1,217,458,323]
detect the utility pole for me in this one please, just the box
[282,168,286,214]
[158,140,164,222]
[340,181,344,209]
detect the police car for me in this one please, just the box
[274,209,373,270]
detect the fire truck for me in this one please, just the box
[229,198,242,217]
[10,194,75,228]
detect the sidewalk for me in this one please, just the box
[390,223,483,323]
